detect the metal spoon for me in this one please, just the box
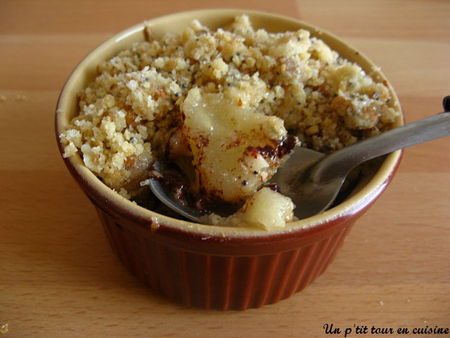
[150,96,450,222]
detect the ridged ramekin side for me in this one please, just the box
[96,205,354,310]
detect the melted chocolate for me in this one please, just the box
[245,134,297,161]
[149,162,240,216]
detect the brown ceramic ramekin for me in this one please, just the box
[55,9,402,310]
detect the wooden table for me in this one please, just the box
[1,0,449,337]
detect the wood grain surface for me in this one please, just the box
[1,0,449,337]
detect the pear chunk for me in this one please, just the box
[181,87,298,204]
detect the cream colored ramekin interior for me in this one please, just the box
[56,9,402,238]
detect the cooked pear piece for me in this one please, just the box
[181,87,298,204]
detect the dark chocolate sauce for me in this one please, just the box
[149,161,240,217]
[245,134,298,161]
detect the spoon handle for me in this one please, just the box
[311,98,450,184]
